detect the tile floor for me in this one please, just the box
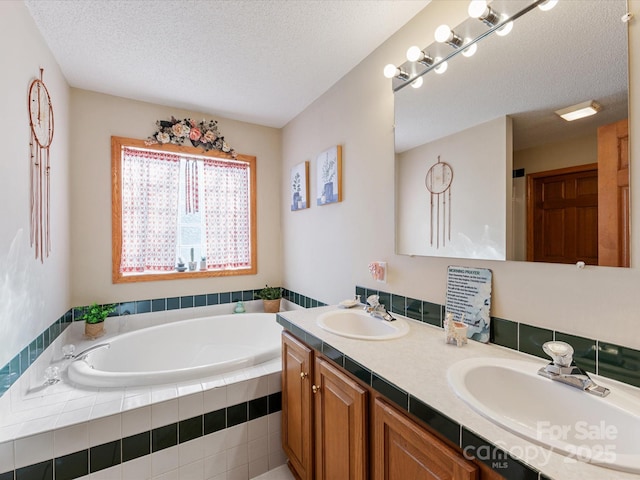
[253,464,294,479]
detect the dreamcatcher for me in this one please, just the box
[28,69,55,261]
[425,155,453,248]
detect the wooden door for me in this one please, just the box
[314,356,368,480]
[527,164,598,264]
[598,118,629,267]
[281,332,314,480]
[374,398,477,480]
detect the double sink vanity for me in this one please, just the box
[277,304,640,480]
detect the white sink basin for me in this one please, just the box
[316,309,409,340]
[448,357,640,473]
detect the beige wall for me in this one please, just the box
[282,0,640,349]
[0,1,71,366]
[514,133,598,173]
[512,133,599,259]
[69,89,283,306]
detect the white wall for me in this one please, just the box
[397,116,510,260]
[0,1,71,367]
[281,0,640,349]
[69,89,283,306]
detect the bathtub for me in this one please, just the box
[67,312,282,388]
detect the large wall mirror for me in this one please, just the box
[395,0,629,266]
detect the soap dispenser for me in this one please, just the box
[234,300,245,314]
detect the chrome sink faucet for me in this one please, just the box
[538,341,610,397]
[364,294,396,322]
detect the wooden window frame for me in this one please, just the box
[111,136,257,283]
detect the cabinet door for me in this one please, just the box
[282,332,314,480]
[374,398,478,480]
[314,356,368,480]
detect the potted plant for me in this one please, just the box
[255,285,282,313]
[81,302,116,339]
[200,256,207,271]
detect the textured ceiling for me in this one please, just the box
[24,0,428,128]
[393,0,629,152]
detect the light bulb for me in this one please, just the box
[434,24,452,43]
[468,0,488,18]
[383,64,398,79]
[462,39,477,57]
[411,76,424,89]
[434,58,448,74]
[496,14,513,36]
[538,0,558,11]
[406,46,422,62]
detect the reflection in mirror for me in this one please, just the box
[394,0,629,266]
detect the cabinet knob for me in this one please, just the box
[300,372,308,380]
[312,384,320,394]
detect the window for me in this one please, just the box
[111,136,256,283]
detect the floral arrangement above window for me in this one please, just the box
[147,116,237,158]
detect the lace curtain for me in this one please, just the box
[120,147,180,272]
[202,158,251,269]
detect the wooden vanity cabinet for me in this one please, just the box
[282,331,314,479]
[282,331,368,480]
[374,398,478,480]
[282,330,495,480]
[314,355,368,480]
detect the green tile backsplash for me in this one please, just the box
[518,324,554,359]
[355,285,640,391]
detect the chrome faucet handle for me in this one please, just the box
[542,341,574,367]
[366,294,380,307]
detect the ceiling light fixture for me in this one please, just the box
[555,100,602,121]
[434,25,464,48]
[538,0,559,12]
[383,64,410,80]
[468,0,501,27]
[433,58,448,74]
[385,0,558,91]
[469,1,513,36]
[406,46,434,66]
[410,77,424,89]
[461,38,478,57]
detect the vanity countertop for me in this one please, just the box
[278,305,640,480]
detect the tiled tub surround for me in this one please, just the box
[277,306,640,480]
[0,305,286,480]
[355,286,640,389]
[0,287,319,398]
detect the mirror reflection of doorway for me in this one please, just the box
[527,119,629,267]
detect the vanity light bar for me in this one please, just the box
[386,0,556,92]
[555,101,602,121]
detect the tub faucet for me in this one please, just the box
[65,343,111,361]
[364,295,395,322]
[537,341,609,397]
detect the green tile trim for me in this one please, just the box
[555,332,596,374]
[5,392,281,480]
[490,317,518,350]
[1,286,286,398]
[598,342,640,388]
[518,324,553,359]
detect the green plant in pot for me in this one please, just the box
[81,302,116,339]
[255,285,282,313]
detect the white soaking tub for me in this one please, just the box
[67,312,282,387]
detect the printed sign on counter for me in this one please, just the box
[445,266,492,343]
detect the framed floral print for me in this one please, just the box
[290,161,309,211]
[316,145,342,206]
